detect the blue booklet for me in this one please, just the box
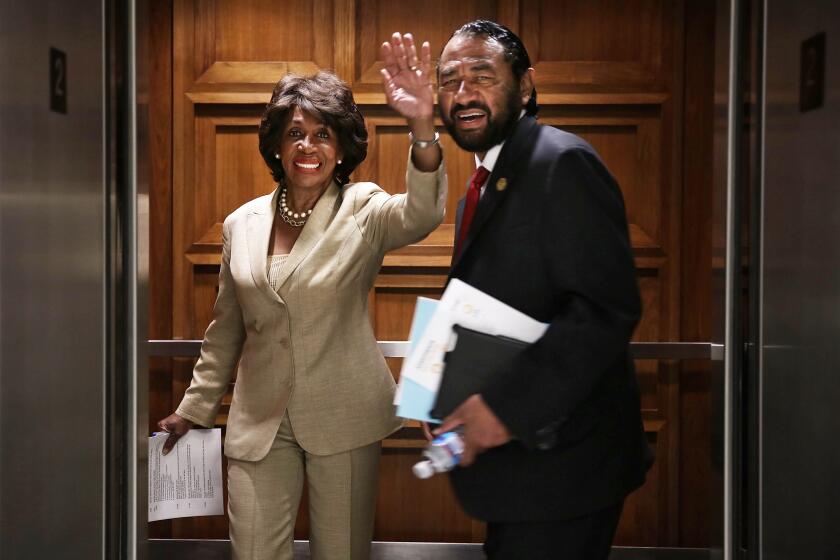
[395,297,439,422]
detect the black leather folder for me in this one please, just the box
[430,324,529,420]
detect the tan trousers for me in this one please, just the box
[227,413,381,560]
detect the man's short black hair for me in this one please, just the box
[448,20,538,116]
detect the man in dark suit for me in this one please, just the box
[433,20,653,559]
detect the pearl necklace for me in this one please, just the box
[278,184,313,227]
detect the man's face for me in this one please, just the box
[437,34,526,154]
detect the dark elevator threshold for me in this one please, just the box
[150,539,708,559]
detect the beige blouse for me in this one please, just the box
[267,254,290,292]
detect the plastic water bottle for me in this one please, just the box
[412,431,465,479]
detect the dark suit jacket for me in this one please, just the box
[448,115,653,522]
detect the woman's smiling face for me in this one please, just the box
[277,106,343,192]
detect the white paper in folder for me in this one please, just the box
[148,428,224,521]
[400,279,549,393]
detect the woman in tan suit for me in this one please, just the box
[156,33,445,560]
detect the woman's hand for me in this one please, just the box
[381,32,441,172]
[157,412,194,456]
[380,32,434,123]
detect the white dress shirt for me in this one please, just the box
[474,110,526,197]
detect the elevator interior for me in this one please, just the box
[2,1,839,559]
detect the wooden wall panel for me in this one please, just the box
[679,0,716,547]
[193,0,333,82]
[148,0,175,539]
[617,429,663,544]
[377,450,481,542]
[195,113,276,244]
[355,0,500,87]
[152,0,716,548]
[214,0,333,64]
[521,0,667,88]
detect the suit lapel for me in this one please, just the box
[247,187,283,303]
[247,182,341,303]
[454,197,465,242]
[270,181,340,291]
[451,116,539,270]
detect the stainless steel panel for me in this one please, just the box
[721,0,742,553]
[0,1,105,558]
[711,0,736,558]
[761,1,840,558]
[129,0,150,557]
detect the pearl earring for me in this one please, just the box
[337,159,342,165]
[274,154,280,160]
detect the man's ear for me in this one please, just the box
[520,67,535,105]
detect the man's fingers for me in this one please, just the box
[460,444,476,467]
[433,416,463,435]
[421,422,434,442]
[436,400,471,434]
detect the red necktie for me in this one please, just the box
[456,166,490,257]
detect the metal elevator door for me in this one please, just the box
[760,1,840,558]
[0,1,107,558]
[712,1,840,559]
[0,1,142,558]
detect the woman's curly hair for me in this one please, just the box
[258,71,368,186]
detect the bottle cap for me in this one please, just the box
[412,460,435,479]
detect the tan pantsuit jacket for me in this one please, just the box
[176,159,446,461]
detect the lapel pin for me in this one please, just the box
[496,177,508,191]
